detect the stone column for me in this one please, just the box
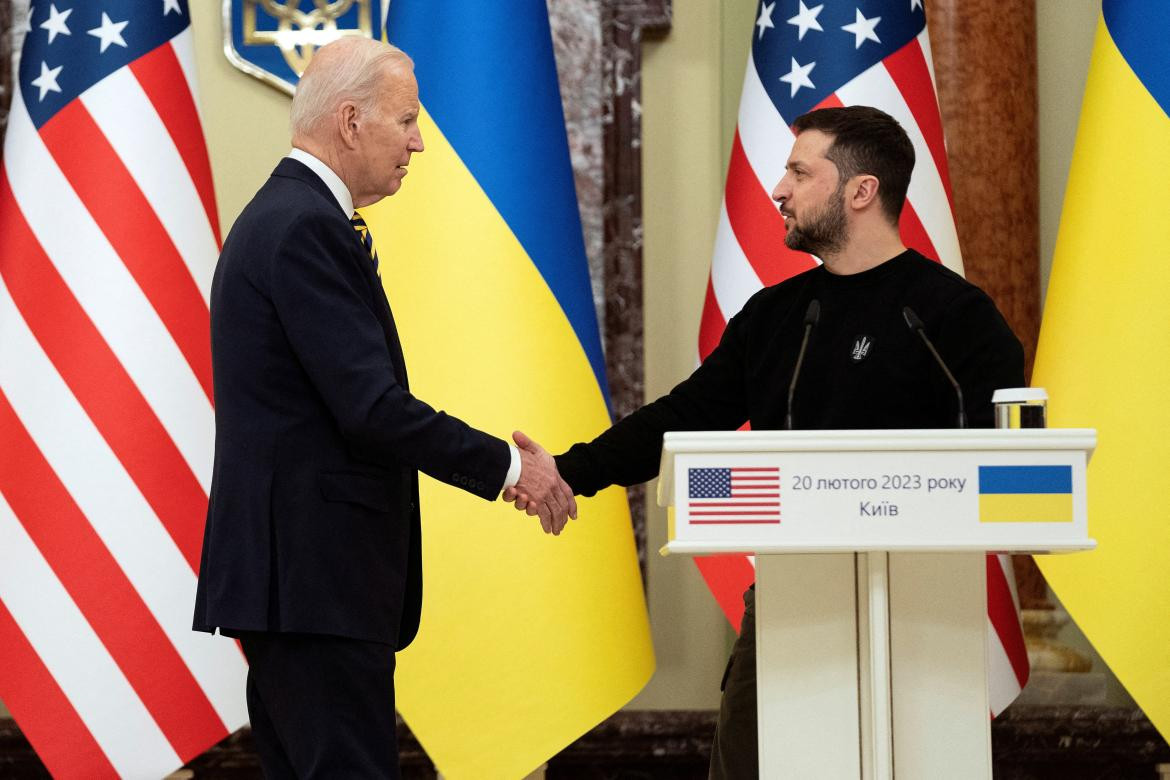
[926,0,1041,375]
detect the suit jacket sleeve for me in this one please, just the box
[269,211,509,499]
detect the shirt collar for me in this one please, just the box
[287,147,355,218]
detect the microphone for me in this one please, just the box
[902,306,966,428]
[785,299,821,430]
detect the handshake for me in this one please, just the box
[502,430,577,536]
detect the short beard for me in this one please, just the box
[783,182,849,257]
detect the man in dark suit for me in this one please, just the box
[193,37,574,778]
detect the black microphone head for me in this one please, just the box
[804,299,821,326]
[902,305,924,331]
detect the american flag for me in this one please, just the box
[0,1,248,776]
[695,0,1029,715]
[688,467,781,524]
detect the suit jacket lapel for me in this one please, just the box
[372,277,409,391]
[273,158,410,388]
[349,234,409,390]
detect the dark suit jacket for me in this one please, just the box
[193,158,509,649]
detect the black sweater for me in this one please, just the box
[556,249,1025,497]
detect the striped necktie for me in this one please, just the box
[350,213,380,277]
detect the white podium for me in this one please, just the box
[658,429,1095,779]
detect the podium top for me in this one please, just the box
[661,427,1096,452]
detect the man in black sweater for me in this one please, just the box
[510,105,1024,778]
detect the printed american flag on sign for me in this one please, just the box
[688,467,781,524]
[695,0,1029,715]
[0,1,248,776]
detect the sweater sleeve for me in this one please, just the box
[933,287,1026,428]
[556,306,755,496]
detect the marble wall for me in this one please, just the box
[549,0,606,337]
[0,1,12,139]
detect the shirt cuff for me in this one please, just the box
[502,443,521,493]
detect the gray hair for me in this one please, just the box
[290,38,412,138]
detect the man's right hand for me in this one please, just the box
[508,430,577,535]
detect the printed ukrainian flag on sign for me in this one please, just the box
[1032,0,1170,744]
[977,466,1073,524]
[362,3,654,778]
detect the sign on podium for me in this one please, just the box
[659,429,1095,779]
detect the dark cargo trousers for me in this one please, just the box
[709,586,758,779]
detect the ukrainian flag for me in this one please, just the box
[977,466,1073,524]
[1033,0,1170,743]
[362,3,654,777]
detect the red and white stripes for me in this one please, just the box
[0,29,247,777]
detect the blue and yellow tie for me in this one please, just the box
[350,213,380,277]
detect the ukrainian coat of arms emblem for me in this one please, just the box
[224,0,385,94]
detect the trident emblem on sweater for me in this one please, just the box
[851,335,873,362]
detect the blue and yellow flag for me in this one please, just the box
[363,4,654,777]
[977,466,1073,524]
[1033,0,1170,742]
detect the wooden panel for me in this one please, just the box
[927,0,1041,378]
[756,554,861,778]
[890,552,992,777]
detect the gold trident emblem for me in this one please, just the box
[243,0,374,79]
